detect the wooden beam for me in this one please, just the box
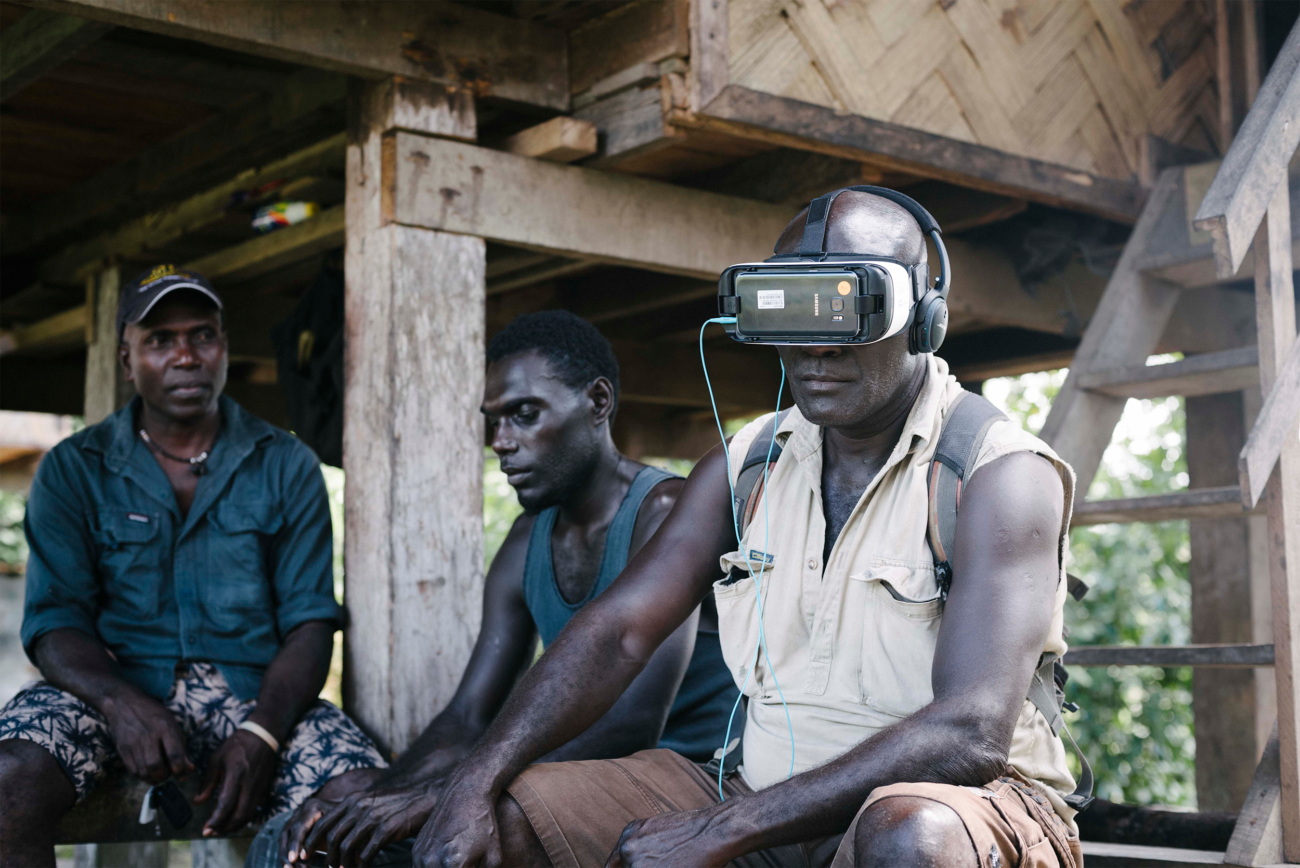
[500,117,597,163]
[682,85,1146,224]
[1040,169,1185,493]
[186,205,344,283]
[0,8,110,101]
[1064,644,1275,668]
[1250,173,1300,861]
[568,0,688,96]
[0,305,86,356]
[383,132,786,278]
[1240,338,1300,508]
[573,77,685,168]
[343,78,483,754]
[26,0,567,110]
[947,351,1079,383]
[83,267,132,424]
[1193,21,1300,278]
[1226,726,1286,867]
[37,134,347,286]
[1072,486,1260,526]
[1080,347,1260,399]
[3,67,347,258]
[1079,842,1230,865]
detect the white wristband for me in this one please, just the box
[238,720,280,752]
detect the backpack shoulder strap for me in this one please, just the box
[735,409,791,537]
[926,391,1006,596]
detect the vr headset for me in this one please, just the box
[716,186,951,354]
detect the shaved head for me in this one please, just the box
[775,190,927,264]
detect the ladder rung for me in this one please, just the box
[1080,841,1226,866]
[1065,644,1274,668]
[1072,487,1261,525]
[1078,347,1259,399]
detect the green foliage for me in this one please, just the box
[985,368,1196,808]
[0,490,28,572]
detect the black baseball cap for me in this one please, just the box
[117,265,223,340]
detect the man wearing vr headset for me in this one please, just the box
[410,190,1083,868]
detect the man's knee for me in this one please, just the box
[853,796,975,868]
[0,739,75,822]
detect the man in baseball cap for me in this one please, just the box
[0,265,387,867]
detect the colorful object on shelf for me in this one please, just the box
[252,201,319,233]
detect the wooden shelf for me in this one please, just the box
[1065,644,1275,668]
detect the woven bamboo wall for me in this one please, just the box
[727,0,1221,181]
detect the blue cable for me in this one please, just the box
[699,317,795,800]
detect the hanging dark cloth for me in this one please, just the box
[272,255,344,466]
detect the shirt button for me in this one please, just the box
[807,558,818,570]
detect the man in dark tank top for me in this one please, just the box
[252,311,738,868]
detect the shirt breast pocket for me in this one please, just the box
[850,561,943,719]
[207,500,283,617]
[712,550,772,698]
[94,510,164,619]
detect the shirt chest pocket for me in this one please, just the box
[94,510,164,619]
[206,500,283,615]
[850,561,943,719]
[712,550,773,698]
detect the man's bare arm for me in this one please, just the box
[605,451,1065,866]
[412,446,738,867]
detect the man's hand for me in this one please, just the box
[101,690,194,784]
[292,780,444,868]
[195,729,277,836]
[411,772,503,868]
[603,808,729,868]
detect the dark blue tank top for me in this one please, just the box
[522,466,740,762]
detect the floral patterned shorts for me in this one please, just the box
[0,662,386,817]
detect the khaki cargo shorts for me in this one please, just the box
[506,749,1081,868]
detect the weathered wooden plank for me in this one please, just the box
[0,8,111,101]
[688,84,1147,223]
[1064,644,1275,668]
[1039,169,1183,493]
[37,134,347,286]
[1226,725,1286,867]
[26,0,568,110]
[1080,347,1260,399]
[572,82,684,166]
[690,0,730,110]
[1240,338,1300,509]
[1192,21,1300,278]
[185,204,345,284]
[383,132,786,279]
[501,117,597,163]
[569,0,688,96]
[1079,841,1225,866]
[343,78,483,755]
[1249,176,1300,862]
[3,67,347,258]
[1071,486,1259,526]
[1187,392,1260,811]
[0,305,87,356]
[83,267,132,425]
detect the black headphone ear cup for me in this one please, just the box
[909,293,948,354]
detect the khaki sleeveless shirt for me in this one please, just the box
[717,355,1078,823]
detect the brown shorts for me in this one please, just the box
[506,749,1081,868]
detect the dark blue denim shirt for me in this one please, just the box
[21,395,340,701]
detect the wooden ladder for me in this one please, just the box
[1044,19,1300,868]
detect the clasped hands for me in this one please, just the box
[102,690,278,836]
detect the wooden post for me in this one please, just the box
[1186,392,1258,811]
[82,265,132,425]
[342,77,484,754]
[1252,178,1300,860]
